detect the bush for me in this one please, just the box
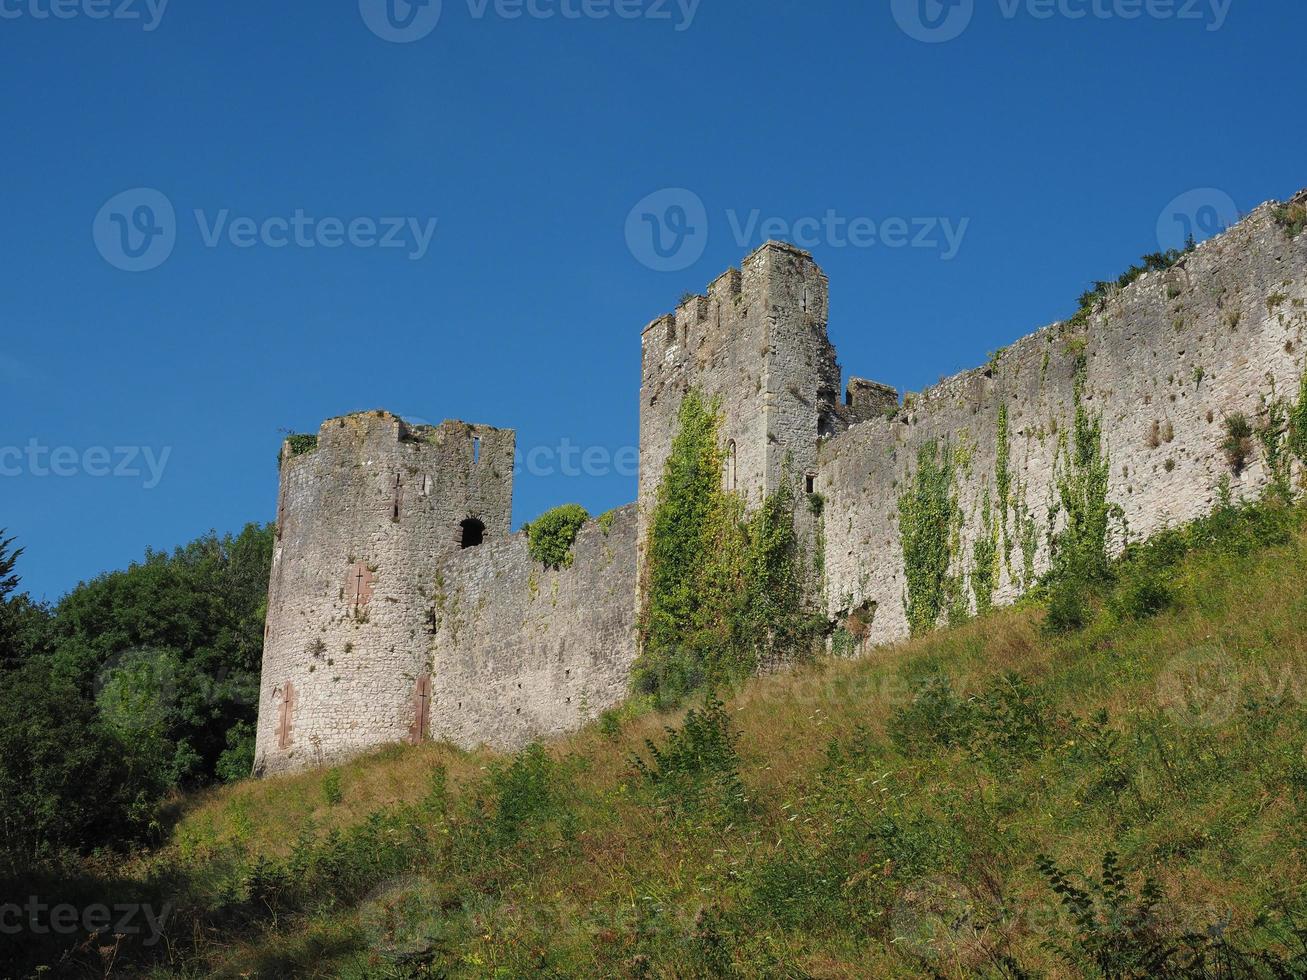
[1108,570,1174,621]
[632,698,745,822]
[323,768,344,805]
[486,743,559,841]
[526,504,590,569]
[888,673,974,753]
[974,672,1060,762]
[1045,577,1091,633]
[215,721,255,782]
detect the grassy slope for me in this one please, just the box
[64,504,1307,977]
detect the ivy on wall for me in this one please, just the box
[971,488,999,615]
[897,440,963,636]
[1049,362,1122,583]
[996,404,1012,556]
[634,390,818,705]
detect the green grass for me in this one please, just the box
[10,501,1307,978]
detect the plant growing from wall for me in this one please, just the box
[996,405,1012,522]
[1289,368,1307,469]
[1016,488,1039,590]
[1257,401,1294,502]
[1273,200,1307,239]
[1222,414,1255,475]
[526,504,590,570]
[635,391,819,705]
[971,488,1000,615]
[1069,241,1195,328]
[284,434,318,460]
[897,440,962,636]
[1049,370,1121,584]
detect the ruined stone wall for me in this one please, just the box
[818,198,1307,648]
[254,410,515,776]
[427,505,639,751]
[638,241,842,588]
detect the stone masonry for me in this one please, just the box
[255,188,1307,775]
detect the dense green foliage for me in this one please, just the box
[898,440,961,635]
[1049,365,1121,585]
[525,503,590,569]
[284,433,319,459]
[0,658,160,873]
[634,390,818,705]
[0,523,274,873]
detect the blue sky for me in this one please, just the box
[2,0,1303,601]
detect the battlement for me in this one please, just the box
[640,241,824,340]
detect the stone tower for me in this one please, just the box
[638,241,837,528]
[253,410,514,776]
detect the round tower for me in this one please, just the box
[253,410,514,776]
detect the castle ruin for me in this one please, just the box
[255,190,1307,777]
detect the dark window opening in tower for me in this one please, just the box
[460,518,485,549]
[473,436,481,464]
[805,473,816,495]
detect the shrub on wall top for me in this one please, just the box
[526,504,590,569]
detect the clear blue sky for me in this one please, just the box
[2,0,1303,601]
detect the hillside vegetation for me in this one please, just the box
[10,498,1307,978]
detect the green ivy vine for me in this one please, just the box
[634,390,819,706]
[898,440,963,636]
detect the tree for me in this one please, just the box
[0,531,49,671]
[0,530,19,602]
[45,523,273,788]
[0,658,159,872]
